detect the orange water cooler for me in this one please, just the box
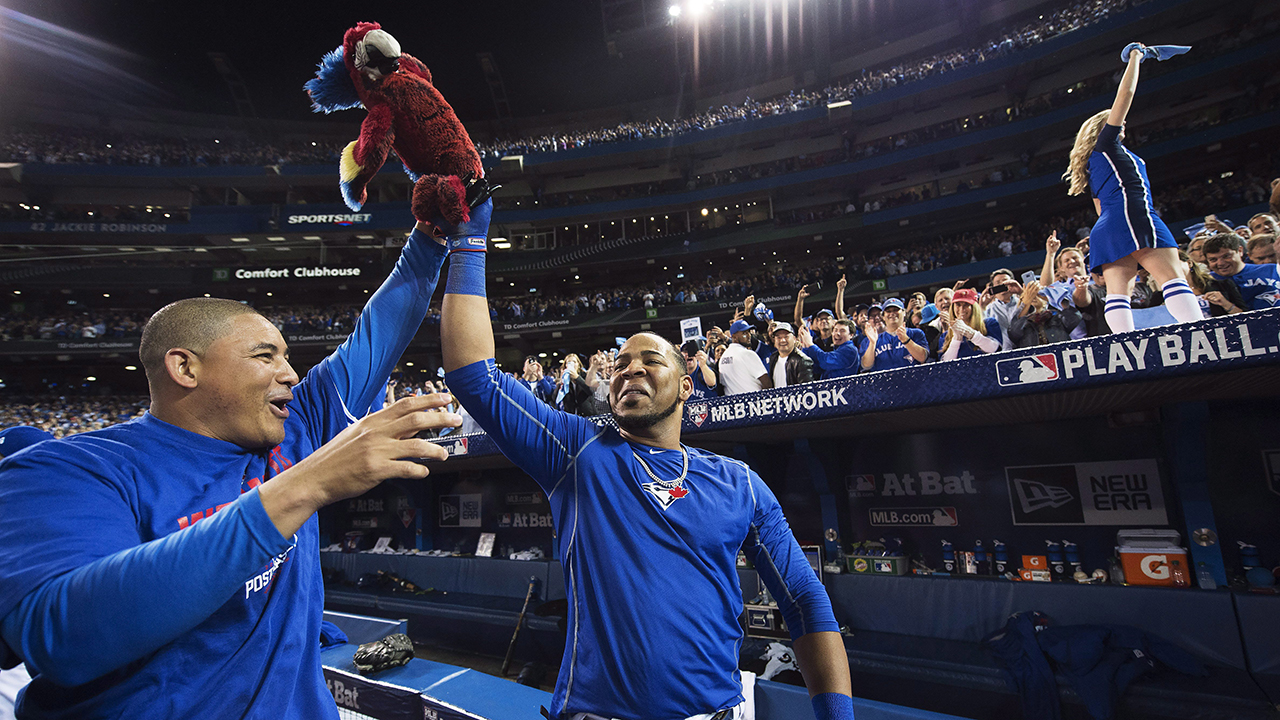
[1116,529,1189,587]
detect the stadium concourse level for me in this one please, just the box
[0,0,1129,170]
[494,13,1280,215]
[0,164,1273,343]
[5,204,1280,433]
[0,163,1269,342]
[474,0,1132,158]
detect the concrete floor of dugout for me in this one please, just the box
[411,640,563,694]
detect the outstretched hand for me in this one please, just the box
[259,394,461,538]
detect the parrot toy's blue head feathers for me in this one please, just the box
[305,46,363,113]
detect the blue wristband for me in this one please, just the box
[811,692,855,720]
[444,250,487,297]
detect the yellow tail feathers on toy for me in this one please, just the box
[339,141,363,184]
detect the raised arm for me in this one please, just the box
[834,275,847,321]
[1107,45,1145,127]
[316,221,448,433]
[437,200,596,485]
[1039,231,1060,286]
[794,285,810,327]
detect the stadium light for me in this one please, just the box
[688,0,708,16]
[668,4,681,17]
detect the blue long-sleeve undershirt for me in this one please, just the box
[0,229,446,690]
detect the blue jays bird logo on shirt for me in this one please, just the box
[642,481,690,509]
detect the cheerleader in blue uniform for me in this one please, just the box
[1063,43,1202,332]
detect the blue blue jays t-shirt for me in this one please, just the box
[446,360,838,720]
[0,232,447,720]
[1213,263,1280,310]
[858,328,927,372]
[689,362,719,400]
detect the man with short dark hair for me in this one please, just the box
[798,319,860,379]
[981,268,1023,351]
[0,221,461,719]
[1249,212,1279,237]
[1205,233,1280,310]
[436,202,853,720]
[1246,233,1276,265]
[766,323,814,388]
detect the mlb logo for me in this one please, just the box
[449,438,469,456]
[688,402,709,427]
[996,354,1060,387]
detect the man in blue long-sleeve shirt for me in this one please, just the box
[0,221,461,719]
[798,319,860,379]
[433,201,853,720]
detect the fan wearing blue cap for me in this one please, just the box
[858,298,928,372]
[721,318,774,395]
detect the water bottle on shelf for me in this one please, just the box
[941,540,956,575]
[1046,540,1066,582]
[973,540,990,576]
[992,539,1009,576]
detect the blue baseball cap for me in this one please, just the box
[815,308,835,319]
[882,298,905,311]
[0,426,53,458]
[729,319,753,335]
[919,303,940,323]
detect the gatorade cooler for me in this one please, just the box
[1117,529,1188,587]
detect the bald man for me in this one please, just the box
[0,222,460,719]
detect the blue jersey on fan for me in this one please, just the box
[858,327,927,372]
[1212,263,1280,310]
[0,232,447,720]
[445,360,838,720]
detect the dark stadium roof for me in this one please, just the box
[0,0,953,123]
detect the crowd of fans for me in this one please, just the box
[0,396,149,438]
[476,0,1131,158]
[5,206,1277,431]
[2,165,1270,342]
[0,0,1142,171]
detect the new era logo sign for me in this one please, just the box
[1013,478,1075,514]
[1006,464,1084,525]
[996,354,1060,387]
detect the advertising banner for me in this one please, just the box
[439,494,482,528]
[1006,459,1167,526]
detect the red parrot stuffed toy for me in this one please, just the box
[304,22,493,225]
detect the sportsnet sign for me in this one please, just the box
[287,212,372,226]
[1006,459,1167,526]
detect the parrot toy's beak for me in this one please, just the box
[355,29,402,81]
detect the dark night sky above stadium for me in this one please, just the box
[1,0,637,122]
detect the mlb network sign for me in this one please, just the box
[1006,459,1166,526]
